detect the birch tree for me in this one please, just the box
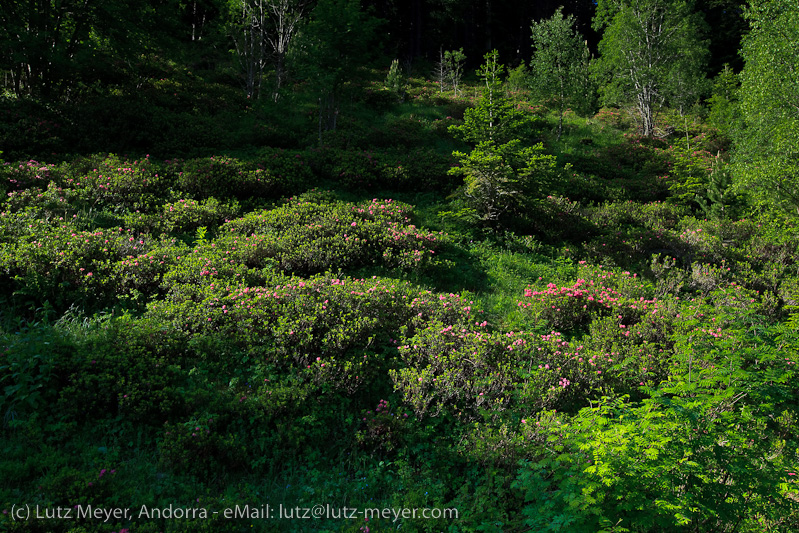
[734,0,799,214]
[592,0,708,136]
[229,0,268,99]
[530,7,595,140]
[265,0,309,99]
[228,0,308,100]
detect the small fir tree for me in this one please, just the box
[385,59,406,102]
[448,50,556,229]
[706,64,740,140]
[697,155,740,218]
[450,50,529,146]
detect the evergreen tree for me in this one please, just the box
[707,64,740,140]
[450,50,528,146]
[449,50,556,229]
[697,155,740,219]
[385,58,406,102]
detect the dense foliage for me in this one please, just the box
[1,0,798,532]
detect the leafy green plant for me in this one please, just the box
[665,136,712,208]
[530,7,596,139]
[0,323,67,425]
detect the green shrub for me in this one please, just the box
[1,159,63,192]
[121,197,240,235]
[56,315,197,425]
[0,323,72,425]
[62,154,168,212]
[159,414,248,477]
[219,197,447,275]
[173,156,276,201]
[0,215,157,311]
[254,147,315,191]
[3,182,77,220]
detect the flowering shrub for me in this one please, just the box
[173,156,278,201]
[391,304,677,420]
[63,154,168,212]
[148,274,446,358]
[121,197,240,235]
[3,181,78,219]
[517,264,656,331]
[593,107,631,129]
[0,190,453,314]
[0,215,157,310]
[219,197,446,274]
[355,399,412,454]
[390,321,532,420]
[328,149,381,189]
[1,159,62,192]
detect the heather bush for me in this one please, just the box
[3,182,78,219]
[593,107,631,129]
[1,159,63,193]
[355,398,413,454]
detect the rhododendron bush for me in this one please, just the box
[1,140,798,530]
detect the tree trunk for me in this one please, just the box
[273,53,285,101]
[638,87,654,137]
[558,75,565,140]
